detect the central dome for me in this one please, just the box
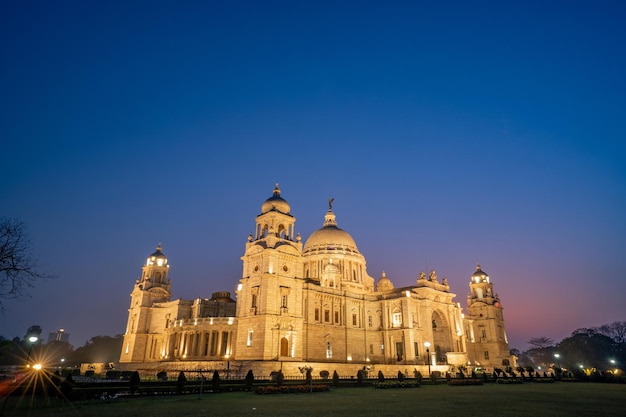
[303,206,360,255]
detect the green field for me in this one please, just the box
[3,383,625,417]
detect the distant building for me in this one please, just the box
[48,328,70,344]
[119,185,514,376]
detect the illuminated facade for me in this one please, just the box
[120,186,513,373]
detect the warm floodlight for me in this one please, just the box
[33,363,43,370]
[28,336,38,343]
[424,342,432,376]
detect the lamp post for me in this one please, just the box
[27,335,39,367]
[554,353,560,368]
[424,342,431,376]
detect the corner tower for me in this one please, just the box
[235,185,304,360]
[465,264,512,368]
[120,245,172,363]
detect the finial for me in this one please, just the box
[157,243,162,251]
[328,197,334,211]
[273,183,280,195]
[476,263,481,271]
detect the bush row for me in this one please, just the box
[373,381,418,389]
[447,379,484,386]
[255,384,330,394]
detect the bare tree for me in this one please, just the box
[596,321,626,344]
[527,337,554,349]
[0,218,50,311]
[525,337,555,367]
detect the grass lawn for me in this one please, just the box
[3,383,625,417]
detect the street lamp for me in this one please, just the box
[554,353,560,368]
[424,342,431,376]
[27,335,39,367]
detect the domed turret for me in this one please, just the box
[147,244,168,267]
[137,244,171,293]
[376,271,394,291]
[471,264,489,283]
[261,183,290,215]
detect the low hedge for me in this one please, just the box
[447,379,483,386]
[496,378,523,384]
[372,381,418,389]
[255,384,330,395]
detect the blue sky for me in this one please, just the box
[1,1,625,350]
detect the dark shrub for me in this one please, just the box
[129,371,140,395]
[319,370,330,380]
[378,370,385,382]
[61,373,74,400]
[245,370,255,391]
[177,371,187,394]
[414,370,423,385]
[106,370,121,380]
[212,370,221,392]
[275,370,284,387]
[332,370,339,387]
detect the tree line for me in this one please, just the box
[0,327,123,368]
[513,321,625,373]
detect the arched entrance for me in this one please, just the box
[431,310,452,363]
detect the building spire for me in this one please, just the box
[323,198,337,227]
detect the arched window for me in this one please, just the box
[280,337,289,357]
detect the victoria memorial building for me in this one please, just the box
[119,185,514,377]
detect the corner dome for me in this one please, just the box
[149,244,166,258]
[376,271,394,291]
[303,202,360,255]
[261,184,290,214]
[471,264,489,283]
[147,244,168,266]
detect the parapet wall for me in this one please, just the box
[115,359,451,380]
